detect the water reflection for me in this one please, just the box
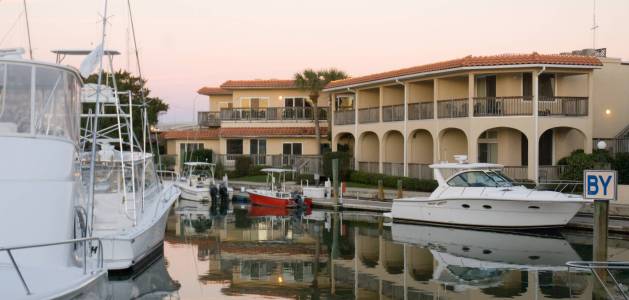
[106,256,180,299]
[160,200,629,299]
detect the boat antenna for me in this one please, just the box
[591,0,599,49]
[87,0,109,235]
[126,0,162,171]
[22,0,33,59]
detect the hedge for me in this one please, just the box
[349,171,438,192]
[322,151,352,181]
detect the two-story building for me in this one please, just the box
[163,79,329,172]
[325,52,628,182]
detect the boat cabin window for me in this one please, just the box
[447,170,513,187]
[0,62,80,141]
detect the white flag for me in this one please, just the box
[79,44,104,78]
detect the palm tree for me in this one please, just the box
[294,68,348,155]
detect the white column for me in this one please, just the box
[433,79,440,162]
[354,90,359,170]
[403,83,408,177]
[532,71,540,183]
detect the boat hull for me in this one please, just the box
[177,184,209,202]
[248,191,296,208]
[391,198,585,228]
[101,184,180,270]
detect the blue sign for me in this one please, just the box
[584,170,617,200]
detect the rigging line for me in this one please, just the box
[22,0,33,59]
[0,11,25,47]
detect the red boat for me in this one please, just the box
[246,168,312,208]
[248,205,289,217]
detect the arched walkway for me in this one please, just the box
[477,127,529,181]
[383,130,404,176]
[334,132,355,156]
[358,131,379,173]
[439,128,468,162]
[538,127,587,181]
[407,129,434,179]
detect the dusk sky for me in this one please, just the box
[1,0,628,125]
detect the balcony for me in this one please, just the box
[334,109,355,125]
[358,107,379,124]
[473,97,532,117]
[407,163,432,180]
[382,162,404,176]
[538,97,588,116]
[437,98,468,118]
[358,161,379,173]
[408,102,433,120]
[382,104,404,122]
[219,107,328,122]
[197,111,221,127]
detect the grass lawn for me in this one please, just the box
[230,174,268,183]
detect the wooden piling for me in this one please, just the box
[332,159,340,209]
[396,179,403,199]
[377,179,384,201]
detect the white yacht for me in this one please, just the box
[391,156,589,228]
[0,49,108,299]
[65,48,181,271]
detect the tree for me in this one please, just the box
[293,69,348,155]
[84,70,168,148]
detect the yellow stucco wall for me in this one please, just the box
[437,76,468,99]
[592,58,629,138]
[382,85,404,106]
[408,129,433,163]
[358,88,380,108]
[408,80,434,102]
[383,131,404,162]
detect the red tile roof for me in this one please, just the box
[162,127,328,140]
[197,87,232,96]
[220,79,298,89]
[326,53,602,89]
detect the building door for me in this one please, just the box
[539,130,553,165]
[250,139,267,165]
[282,143,302,165]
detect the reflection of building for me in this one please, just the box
[326,52,629,181]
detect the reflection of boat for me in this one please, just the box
[249,205,289,217]
[0,49,108,299]
[391,156,588,228]
[176,162,215,201]
[108,255,180,299]
[248,168,312,208]
[392,223,581,270]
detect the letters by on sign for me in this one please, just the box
[584,170,617,200]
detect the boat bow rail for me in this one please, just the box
[0,237,104,296]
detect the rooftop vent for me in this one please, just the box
[561,48,607,57]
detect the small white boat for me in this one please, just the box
[391,155,589,228]
[0,49,108,299]
[176,162,216,201]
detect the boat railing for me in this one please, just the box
[566,261,629,299]
[535,180,582,194]
[0,237,104,296]
[157,170,180,182]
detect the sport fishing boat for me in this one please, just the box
[176,161,216,201]
[61,47,181,271]
[391,155,589,228]
[247,168,312,208]
[0,49,108,299]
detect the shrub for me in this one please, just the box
[215,161,226,179]
[559,149,613,181]
[613,152,629,184]
[234,156,252,177]
[159,155,176,171]
[323,152,352,181]
[348,171,438,192]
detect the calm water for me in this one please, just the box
[105,199,629,299]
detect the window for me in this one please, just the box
[336,95,354,111]
[240,97,268,108]
[284,97,309,119]
[282,142,302,165]
[227,139,243,155]
[478,130,497,163]
[475,75,496,98]
[447,171,499,187]
[539,74,555,99]
[523,73,532,98]
[250,139,266,164]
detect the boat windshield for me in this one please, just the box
[447,170,513,188]
[487,170,515,187]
